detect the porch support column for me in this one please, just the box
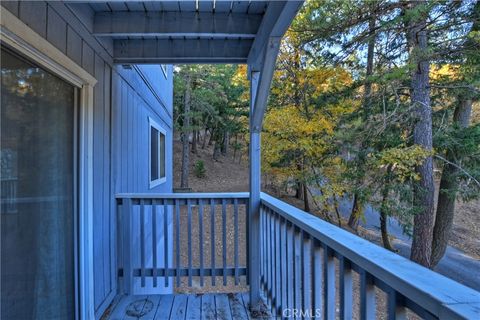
[248,70,261,310]
[248,36,281,311]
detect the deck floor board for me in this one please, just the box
[201,294,217,320]
[153,294,174,320]
[106,293,259,320]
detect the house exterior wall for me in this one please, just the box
[0,1,174,318]
[112,65,174,297]
[113,65,173,195]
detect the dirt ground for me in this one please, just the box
[450,199,480,258]
[173,137,250,194]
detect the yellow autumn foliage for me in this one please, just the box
[262,62,358,182]
[369,145,433,182]
[430,64,460,81]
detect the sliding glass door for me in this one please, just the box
[1,47,77,319]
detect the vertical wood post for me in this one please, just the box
[122,198,133,294]
[249,70,261,309]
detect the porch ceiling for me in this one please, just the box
[67,1,303,66]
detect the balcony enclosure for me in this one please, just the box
[81,1,479,319]
[110,193,479,319]
[2,1,478,319]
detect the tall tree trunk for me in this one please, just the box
[208,128,215,146]
[431,1,479,267]
[180,75,191,189]
[380,208,393,251]
[192,129,198,154]
[233,134,238,160]
[431,99,472,267]
[380,166,394,251]
[213,142,221,160]
[213,129,222,161]
[295,162,304,199]
[348,195,360,231]
[407,1,435,268]
[222,130,229,155]
[333,196,342,227]
[295,182,303,199]
[364,8,375,103]
[347,7,376,229]
[202,128,208,149]
[303,182,310,212]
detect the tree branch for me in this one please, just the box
[434,154,480,188]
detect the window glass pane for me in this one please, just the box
[151,126,159,181]
[1,48,75,320]
[160,133,165,178]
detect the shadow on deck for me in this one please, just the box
[105,292,268,320]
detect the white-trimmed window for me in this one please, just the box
[149,118,166,188]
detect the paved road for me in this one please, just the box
[336,197,480,292]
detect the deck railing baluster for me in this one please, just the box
[324,245,335,320]
[280,216,287,315]
[187,199,193,287]
[263,205,267,290]
[312,239,322,318]
[388,290,406,320]
[199,199,204,287]
[339,256,353,320]
[303,233,312,319]
[121,198,133,294]
[222,198,227,286]
[259,205,264,288]
[163,200,169,287]
[245,202,250,286]
[234,198,239,285]
[175,199,181,288]
[152,200,158,287]
[275,212,281,317]
[286,221,294,313]
[140,199,145,287]
[271,209,277,314]
[360,270,376,320]
[294,227,302,316]
[210,198,216,286]
[267,207,273,307]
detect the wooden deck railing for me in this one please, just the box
[116,193,249,293]
[116,192,479,319]
[260,192,480,320]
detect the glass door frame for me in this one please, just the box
[1,46,81,319]
[1,8,98,320]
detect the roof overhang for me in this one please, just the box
[67,1,303,67]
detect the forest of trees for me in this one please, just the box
[174,0,479,269]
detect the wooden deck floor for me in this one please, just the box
[106,292,262,320]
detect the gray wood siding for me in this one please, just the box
[112,66,174,296]
[112,65,173,195]
[1,2,173,318]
